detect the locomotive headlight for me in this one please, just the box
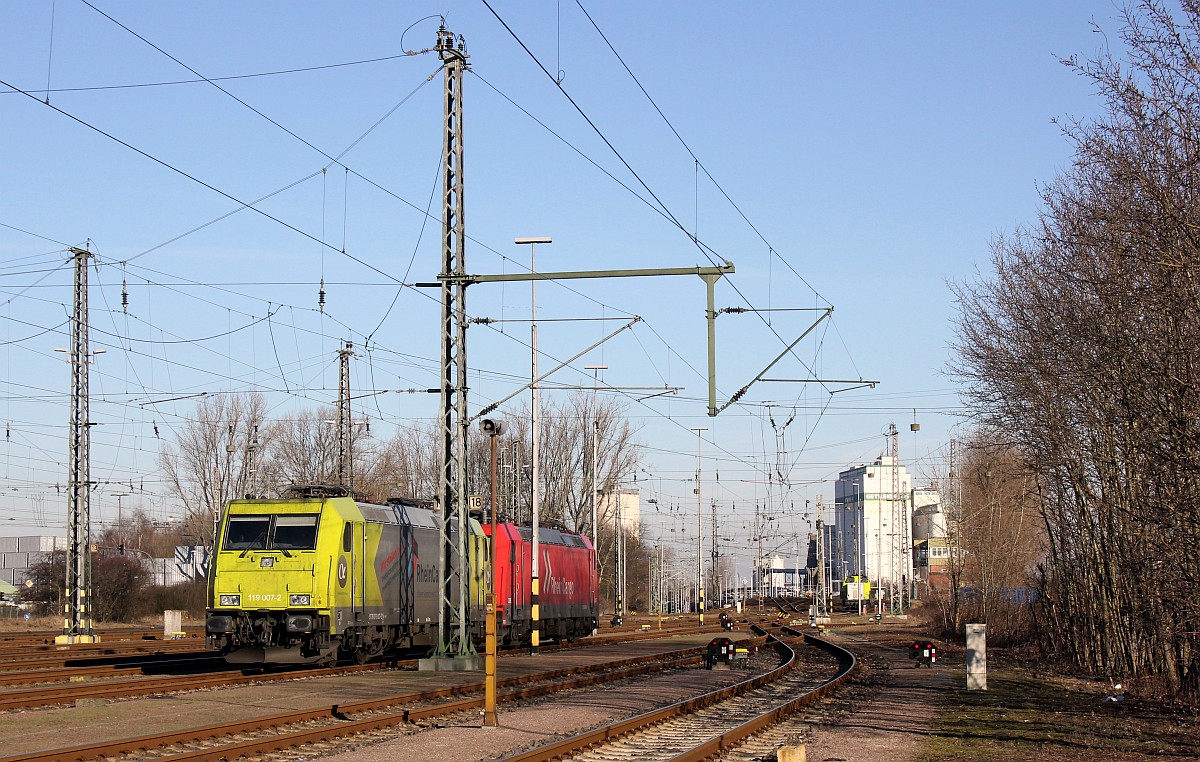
[219,594,241,607]
[289,594,311,606]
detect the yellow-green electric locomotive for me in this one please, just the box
[205,486,487,664]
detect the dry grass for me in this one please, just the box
[919,667,1198,761]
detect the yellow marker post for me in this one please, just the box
[480,418,505,727]
[484,593,497,726]
[530,577,540,655]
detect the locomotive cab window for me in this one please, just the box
[224,516,271,550]
[222,514,320,551]
[273,515,320,550]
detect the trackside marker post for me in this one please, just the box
[966,623,987,690]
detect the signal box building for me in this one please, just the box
[833,456,913,591]
[599,488,640,534]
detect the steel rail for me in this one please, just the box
[0,642,208,667]
[0,621,726,710]
[0,640,740,762]
[0,653,224,686]
[0,627,202,645]
[663,630,857,762]
[0,660,386,712]
[0,638,204,663]
[499,627,856,762]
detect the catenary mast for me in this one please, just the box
[59,247,97,644]
[428,25,476,665]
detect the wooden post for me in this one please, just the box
[777,745,806,762]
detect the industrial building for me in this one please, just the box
[599,487,641,533]
[0,535,209,590]
[833,456,914,591]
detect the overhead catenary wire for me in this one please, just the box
[482,2,844,409]
[0,7,910,544]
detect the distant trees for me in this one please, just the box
[25,550,149,622]
[158,392,272,545]
[98,508,191,557]
[495,394,640,533]
[470,393,642,610]
[950,0,1200,698]
[929,433,1043,644]
[266,407,340,490]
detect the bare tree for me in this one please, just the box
[477,393,642,610]
[950,0,1200,699]
[265,407,339,490]
[485,393,640,529]
[158,392,272,545]
[91,554,151,622]
[355,421,440,503]
[25,550,149,622]
[947,433,1044,644]
[98,508,190,557]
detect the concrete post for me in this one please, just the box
[163,609,182,640]
[966,622,987,690]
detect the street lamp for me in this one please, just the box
[689,426,707,625]
[584,363,606,635]
[516,235,551,656]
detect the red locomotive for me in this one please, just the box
[487,522,599,645]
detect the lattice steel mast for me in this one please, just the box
[59,247,97,644]
[431,26,476,662]
[889,422,906,614]
[337,341,353,491]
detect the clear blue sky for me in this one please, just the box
[0,1,1122,570]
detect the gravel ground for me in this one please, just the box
[308,664,762,762]
[299,649,782,762]
[800,630,949,762]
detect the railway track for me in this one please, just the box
[0,644,211,674]
[0,637,206,669]
[0,652,225,687]
[0,627,203,647]
[0,659,393,711]
[0,620,734,711]
[1,638,729,762]
[500,626,855,762]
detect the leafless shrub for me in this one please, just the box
[950,0,1200,699]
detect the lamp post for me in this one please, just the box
[479,418,504,727]
[516,236,551,656]
[689,427,707,624]
[584,364,606,635]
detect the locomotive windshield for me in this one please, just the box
[223,514,320,551]
[272,515,320,549]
